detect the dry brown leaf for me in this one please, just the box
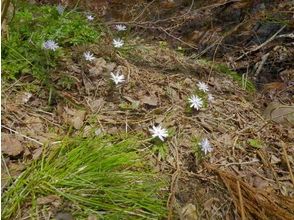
[64,107,86,130]
[252,176,269,189]
[1,133,24,156]
[87,215,97,220]
[37,195,61,205]
[89,57,107,76]
[181,203,198,220]
[88,98,105,112]
[16,92,33,105]
[32,148,43,160]
[24,116,44,133]
[8,162,26,178]
[55,212,74,220]
[141,95,158,106]
[83,125,93,137]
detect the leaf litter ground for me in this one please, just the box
[2,2,294,220]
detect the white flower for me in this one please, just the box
[197,81,209,93]
[115,24,127,31]
[208,94,214,102]
[110,72,125,85]
[43,40,59,51]
[188,95,203,110]
[83,51,95,61]
[86,15,94,21]
[113,38,124,48]
[199,138,213,154]
[57,4,64,15]
[149,125,168,141]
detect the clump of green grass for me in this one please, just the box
[1,1,101,81]
[2,135,167,219]
[197,59,256,93]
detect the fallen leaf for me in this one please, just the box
[64,107,86,130]
[1,133,24,156]
[88,215,97,220]
[88,98,105,112]
[141,95,158,106]
[55,212,74,220]
[8,162,26,178]
[32,148,43,160]
[24,116,44,133]
[89,57,108,76]
[16,92,33,104]
[252,175,269,189]
[83,125,93,137]
[271,154,281,164]
[95,128,102,136]
[181,203,198,220]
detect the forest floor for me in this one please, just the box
[1,1,294,219]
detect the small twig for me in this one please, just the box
[132,0,156,22]
[281,142,294,187]
[1,125,44,146]
[236,25,286,60]
[276,33,294,39]
[254,52,270,79]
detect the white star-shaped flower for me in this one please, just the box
[208,94,214,102]
[115,24,127,31]
[86,15,94,21]
[199,138,213,154]
[188,95,203,110]
[113,38,124,48]
[110,72,125,85]
[43,40,59,51]
[149,125,168,141]
[57,4,64,15]
[197,81,209,93]
[83,51,95,61]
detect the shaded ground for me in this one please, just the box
[2,0,294,219]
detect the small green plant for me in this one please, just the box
[1,135,167,219]
[2,1,101,81]
[57,75,76,90]
[248,138,264,149]
[151,141,169,160]
[191,136,203,162]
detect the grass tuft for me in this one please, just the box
[2,135,167,219]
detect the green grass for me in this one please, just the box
[1,135,167,219]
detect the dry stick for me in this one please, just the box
[1,0,11,24]
[1,125,44,146]
[281,142,294,187]
[254,52,270,79]
[132,0,156,22]
[237,181,246,220]
[236,25,286,61]
[167,140,181,220]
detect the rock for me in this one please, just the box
[263,102,294,126]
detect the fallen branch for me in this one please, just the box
[236,25,286,61]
